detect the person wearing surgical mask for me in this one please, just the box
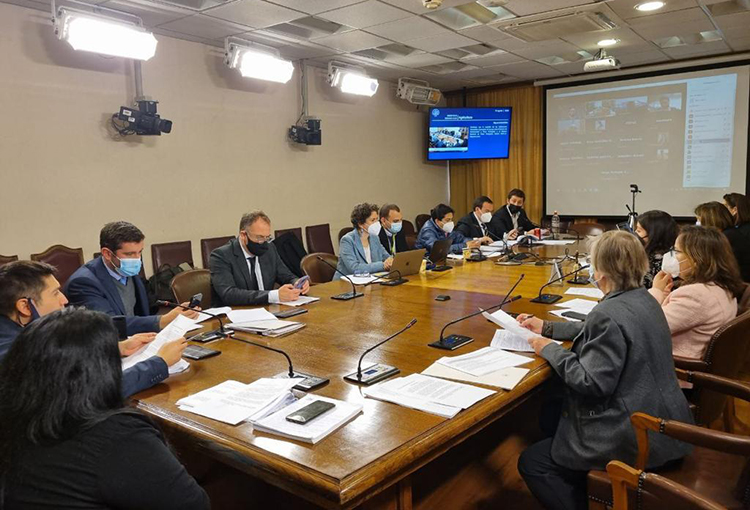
[66,221,199,336]
[378,204,409,256]
[489,188,538,240]
[456,195,496,244]
[415,203,479,255]
[649,226,743,360]
[337,203,393,279]
[634,210,678,289]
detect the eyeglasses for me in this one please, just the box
[244,231,273,243]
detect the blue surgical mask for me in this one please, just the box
[115,256,142,277]
[389,221,403,234]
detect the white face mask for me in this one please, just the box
[588,264,602,289]
[441,221,454,234]
[660,250,683,278]
[695,220,701,226]
[480,212,492,224]
[367,222,382,237]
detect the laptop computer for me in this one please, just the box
[428,239,453,272]
[388,249,426,280]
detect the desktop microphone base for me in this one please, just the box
[187,329,228,343]
[343,364,399,385]
[428,334,474,351]
[567,276,590,285]
[380,278,408,286]
[274,371,329,391]
[331,292,365,301]
[530,294,563,304]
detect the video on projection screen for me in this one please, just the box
[545,65,749,217]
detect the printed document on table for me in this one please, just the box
[538,240,576,245]
[483,309,536,340]
[122,314,195,375]
[564,288,604,299]
[422,363,530,391]
[554,298,598,314]
[194,307,232,323]
[436,346,531,376]
[377,373,495,409]
[227,308,277,324]
[282,295,320,307]
[362,383,461,419]
[347,275,378,285]
[177,380,247,410]
[491,330,562,352]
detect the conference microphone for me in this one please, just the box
[568,251,590,285]
[316,255,364,301]
[157,300,228,343]
[429,274,524,351]
[530,265,590,304]
[366,269,407,287]
[343,318,417,385]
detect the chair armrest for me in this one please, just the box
[674,356,709,372]
[676,369,750,403]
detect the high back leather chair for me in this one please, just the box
[151,241,193,274]
[402,220,416,237]
[30,245,84,287]
[415,214,430,232]
[571,222,606,237]
[738,284,750,316]
[0,254,18,268]
[300,253,338,284]
[338,227,354,242]
[274,228,303,246]
[200,236,233,268]
[305,224,334,255]
[170,269,212,308]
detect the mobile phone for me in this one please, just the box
[294,276,310,289]
[188,293,202,309]
[285,400,335,424]
[273,308,308,319]
[561,311,588,321]
[182,345,220,360]
[435,295,451,301]
[112,316,128,340]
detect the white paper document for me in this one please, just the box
[447,253,464,260]
[564,288,604,299]
[422,363,530,391]
[491,330,562,352]
[121,314,195,376]
[227,320,305,337]
[177,380,247,409]
[252,395,363,444]
[227,308,277,324]
[482,309,536,340]
[554,298,598,314]
[194,306,232,323]
[436,346,531,376]
[347,275,378,285]
[282,295,320,307]
[538,240,576,245]
[363,384,460,418]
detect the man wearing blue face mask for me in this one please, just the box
[378,204,409,256]
[65,221,199,336]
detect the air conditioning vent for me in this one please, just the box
[491,6,618,42]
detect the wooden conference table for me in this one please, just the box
[134,241,590,510]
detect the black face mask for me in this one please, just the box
[246,238,269,257]
[508,204,522,215]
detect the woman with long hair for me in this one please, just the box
[634,210,679,288]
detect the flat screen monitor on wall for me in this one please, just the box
[545,64,750,217]
[428,107,512,161]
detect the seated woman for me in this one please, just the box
[649,225,742,359]
[336,203,393,278]
[723,193,750,281]
[695,201,734,231]
[0,308,209,510]
[415,203,480,255]
[634,210,679,288]
[516,231,692,510]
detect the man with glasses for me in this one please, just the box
[210,211,309,306]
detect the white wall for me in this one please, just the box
[0,3,448,274]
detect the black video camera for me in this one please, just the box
[116,100,172,136]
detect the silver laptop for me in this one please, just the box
[389,249,426,277]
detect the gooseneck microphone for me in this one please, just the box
[316,255,364,301]
[157,300,227,342]
[530,265,590,304]
[365,269,407,287]
[343,318,417,385]
[568,251,590,285]
[429,274,524,350]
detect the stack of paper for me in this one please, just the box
[122,314,198,375]
[483,309,537,341]
[564,288,604,299]
[227,308,277,324]
[283,295,320,307]
[194,306,232,323]
[227,320,306,337]
[252,395,363,444]
[422,363,530,391]
[177,378,300,425]
[436,346,531,376]
[555,298,598,315]
[491,330,562,353]
[363,373,495,418]
[538,240,576,246]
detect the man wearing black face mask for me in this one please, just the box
[489,188,537,240]
[210,211,308,307]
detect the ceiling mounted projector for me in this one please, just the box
[397,78,442,106]
[422,0,442,8]
[583,48,621,72]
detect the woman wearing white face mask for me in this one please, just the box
[415,203,480,255]
[336,203,393,279]
[649,226,743,359]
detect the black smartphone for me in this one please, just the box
[182,345,221,360]
[435,295,451,301]
[285,400,335,424]
[112,315,128,340]
[188,293,202,309]
[561,311,588,321]
[273,308,308,319]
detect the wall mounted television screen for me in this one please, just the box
[427,107,512,161]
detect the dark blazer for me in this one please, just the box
[378,228,409,256]
[541,287,693,471]
[456,212,490,239]
[210,237,298,306]
[273,232,307,278]
[724,223,750,282]
[0,313,167,398]
[65,257,159,336]
[489,205,536,238]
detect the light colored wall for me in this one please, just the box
[0,3,448,274]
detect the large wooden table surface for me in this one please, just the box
[134,242,590,509]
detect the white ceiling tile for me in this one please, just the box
[457,25,510,44]
[459,50,526,66]
[365,16,451,41]
[714,10,750,30]
[152,26,222,46]
[378,0,474,14]
[510,40,580,60]
[0,0,53,10]
[627,7,709,28]
[559,26,648,52]
[503,0,599,16]
[616,48,671,66]
[203,0,303,28]
[493,60,566,79]
[277,42,339,58]
[157,14,251,38]
[317,0,410,29]
[607,0,698,20]
[661,40,730,58]
[315,29,389,51]
[631,19,715,40]
[264,0,364,15]
[385,52,454,67]
[404,31,478,52]
[487,36,536,52]
[101,0,192,27]
[726,37,750,51]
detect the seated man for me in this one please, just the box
[65,221,197,336]
[415,203,480,255]
[456,195,496,241]
[0,261,186,397]
[210,211,310,306]
[489,188,537,240]
[378,203,409,256]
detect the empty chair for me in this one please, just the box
[30,245,84,287]
[274,227,303,246]
[572,222,606,237]
[200,236,233,269]
[415,214,430,232]
[305,224,334,255]
[300,253,338,284]
[0,254,18,268]
[401,220,416,237]
[170,269,212,308]
[338,227,354,242]
[151,241,193,274]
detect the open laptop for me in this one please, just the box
[428,238,453,272]
[390,249,426,278]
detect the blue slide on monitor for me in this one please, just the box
[428,107,512,161]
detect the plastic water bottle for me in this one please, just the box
[551,211,561,240]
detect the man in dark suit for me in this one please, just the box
[489,188,537,240]
[65,221,197,336]
[0,260,185,398]
[456,195,496,241]
[378,204,409,256]
[210,211,310,306]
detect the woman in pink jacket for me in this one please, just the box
[649,226,744,359]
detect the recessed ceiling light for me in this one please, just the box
[597,38,619,46]
[635,1,665,12]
